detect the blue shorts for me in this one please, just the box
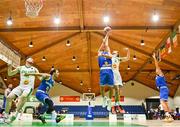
[3,97,6,109]
[159,86,169,101]
[36,91,50,104]
[100,69,114,86]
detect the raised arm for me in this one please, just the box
[25,72,50,81]
[152,53,164,76]
[8,64,20,76]
[120,48,130,62]
[98,27,111,54]
[98,33,109,52]
[4,89,10,98]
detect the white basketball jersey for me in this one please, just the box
[18,65,38,89]
[112,56,120,71]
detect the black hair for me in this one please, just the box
[49,68,58,75]
[117,54,120,57]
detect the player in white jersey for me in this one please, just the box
[4,57,39,123]
[111,49,130,114]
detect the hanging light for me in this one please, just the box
[133,55,137,60]
[29,41,33,48]
[42,56,46,61]
[72,56,76,61]
[152,10,159,22]
[80,81,83,86]
[76,66,80,70]
[103,15,110,24]
[4,77,7,81]
[7,11,13,26]
[54,16,61,24]
[140,39,145,46]
[7,17,13,26]
[66,40,71,47]
[88,88,91,92]
[127,65,131,70]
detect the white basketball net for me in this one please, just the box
[24,0,44,18]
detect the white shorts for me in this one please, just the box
[113,70,123,86]
[11,86,33,97]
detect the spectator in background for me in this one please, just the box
[2,84,13,111]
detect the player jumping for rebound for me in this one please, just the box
[98,26,114,111]
[111,49,130,114]
[25,68,65,123]
[4,57,39,123]
[152,53,174,122]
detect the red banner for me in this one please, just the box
[60,96,80,102]
[111,96,124,102]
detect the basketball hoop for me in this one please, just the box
[24,0,44,18]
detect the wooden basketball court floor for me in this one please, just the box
[0,119,180,127]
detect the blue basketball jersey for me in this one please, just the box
[98,51,112,68]
[37,76,54,93]
[155,75,167,88]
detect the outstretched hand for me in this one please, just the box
[152,52,156,59]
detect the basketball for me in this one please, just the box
[104,26,111,32]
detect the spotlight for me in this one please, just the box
[42,56,46,61]
[29,41,33,48]
[76,66,80,70]
[4,77,7,81]
[103,15,110,23]
[127,65,130,70]
[66,40,71,47]
[133,55,137,60]
[72,56,76,61]
[140,40,145,46]
[152,12,159,22]
[7,16,13,26]
[80,81,83,86]
[54,16,60,24]
[88,88,91,92]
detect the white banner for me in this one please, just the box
[0,41,20,68]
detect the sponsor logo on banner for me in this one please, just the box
[60,96,80,102]
[111,96,124,102]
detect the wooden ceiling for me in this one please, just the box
[0,0,180,97]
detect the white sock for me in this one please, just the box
[52,111,57,120]
[115,102,120,106]
[165,112,170,117]
[15,111,19,117]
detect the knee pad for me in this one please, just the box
[45,98,54,113]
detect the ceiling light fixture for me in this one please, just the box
[66,40,71,47]
[42,56,46,61]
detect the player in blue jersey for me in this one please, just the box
[25,68,65,123]
[98,26,114,111]
[152,53,173,122]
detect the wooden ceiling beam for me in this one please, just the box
[132,20,180,80]
[42,69,179,73]
[86,32,92,89]
[93,32,180,69]
[0,25,172,32]
[77,0,84,32]
[28,32,80,56]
